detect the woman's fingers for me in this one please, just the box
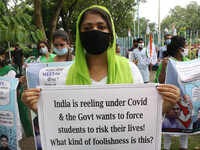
[21,88,41,114]
[156,84,180,115]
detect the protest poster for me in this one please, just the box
[163,58,200,134]
[26,62,74,88]
[0,77,19,150]
[26,61,74,149]
[38,84,163,150]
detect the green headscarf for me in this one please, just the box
[66,5,133,85]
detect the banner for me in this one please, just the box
[163,58,200,134]
[26,61,74,150]
[38,84,163,150]
[0,77,19,150]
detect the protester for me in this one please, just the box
[158,34,172,60]
[154,35,190,150]
[44,30,75,62]
[11,44,24,75]
[127,39,137,58]
[116,44,120,56]
[22,5,180,129]
[0,45,33,149]
[129,38,152,83]
[36,41,56,63]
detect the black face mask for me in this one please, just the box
[80,30,110,55]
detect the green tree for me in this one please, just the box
[0,0,43,44]
[161,1,200,33]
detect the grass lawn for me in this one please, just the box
[161,134,200,150]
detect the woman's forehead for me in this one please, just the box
[82,13,105,25]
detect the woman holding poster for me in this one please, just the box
[154,35,190,150]
[22,5,180,125]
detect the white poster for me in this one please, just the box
[38,84,163,150]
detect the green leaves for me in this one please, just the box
[0,29,43,44]
[2,16,10,25]
[0,0,43,44]
[0,0,6,14]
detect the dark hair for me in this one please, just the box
[37,41,50,55]
[33,116,39,129]
[52,30,72,61]
[133,39,137,43]
[137,38,143,43]
[0,134,8,141]
[116,44,119,47]
[0,45,8,67]
[79,7,113,45]
[53,30,69,43]
[164,35,186,57]
[164,34,171,39]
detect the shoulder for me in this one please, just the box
[160,45,166,50]
[128,61,143,83]
[183,57,190,61]
[128,48,133,51]
[57,64,73,85]
[4,70,17,78]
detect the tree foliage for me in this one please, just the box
[161,1,200,32]
[0,0,43,44]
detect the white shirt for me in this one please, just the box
[57,61,143,85]
[2,70,16,78]
[129,48,149,82]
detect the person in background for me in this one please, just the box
[116,44,120,56]
[157,34,172,66]
[127,39,137,58]
[36,41,56,63]
[129,38,152,83]
[44,30,75,62]
[69,43,74,52]
[154,35,190,150]
[11,44,24,75]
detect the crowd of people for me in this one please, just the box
[0,5,199,150]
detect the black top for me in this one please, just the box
[12,50,23,64]
[128,47,134,51]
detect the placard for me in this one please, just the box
[38,84,162,150]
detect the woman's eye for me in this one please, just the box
[83,26,91,30]
[99,26,106,30]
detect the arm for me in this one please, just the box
[158,57,169,84]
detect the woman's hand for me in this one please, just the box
[161,57,169,69]
[21,88,41,114]
[19,75,27,84]
[158,57,169,84]
[156,84,180,115]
